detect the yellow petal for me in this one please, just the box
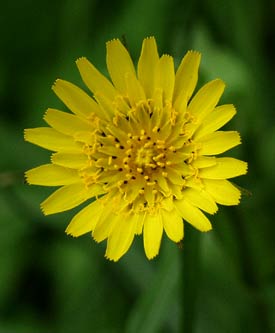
[24,127,82,152]
[200,157,248,179]
[66,199,103,237]
[161,209,183,242]
[105,214,137,261]
[76,57,117,100]
[156,55,175,102]
[203,179,241,205]
[94,92,115,120]
[143,213,163,259]
[183,187,218,214]
[166,167,185,185]
[125,71,146,105]
[52,79,101,118]
[194,104,236,139]
[106,39,136,93]
[41,183,104,215]
[192,156,217,168]
[92,207,119,243]
[26,164,79,186]
[44,108,92,136]
[175,199,212,232]
[188,79,225,121]
[198,131,241,155]
[156,175,170,195]
[137,37,159,98]
[73,131,96,145]
[51,152,89,169]
[173,50,201,105]
[135,214,145,235]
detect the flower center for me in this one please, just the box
[87,98,195,214]
[135,147,154,167]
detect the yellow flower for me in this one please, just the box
[25,37,247,261]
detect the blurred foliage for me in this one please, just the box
[0,0,274,332]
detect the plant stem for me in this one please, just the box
[181,224,201,333]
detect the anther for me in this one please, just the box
[169,146,176,152]
[146,163,157,168]
[144,142,153,148]
[153,153,165,161]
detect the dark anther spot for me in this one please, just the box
[112,156,117,159]
[118,168,123,171]
[120,145,125,149]
[123,180,128,184]
[115,138,120,143]
[131,176,136,180]
[157,128,160,132]
[126,116,129,121]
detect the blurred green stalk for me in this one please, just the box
[181,224,201,332]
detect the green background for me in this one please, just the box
[0,0,274,332]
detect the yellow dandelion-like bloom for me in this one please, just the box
[25,37,247,261]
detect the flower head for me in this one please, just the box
[25,37,247,261]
